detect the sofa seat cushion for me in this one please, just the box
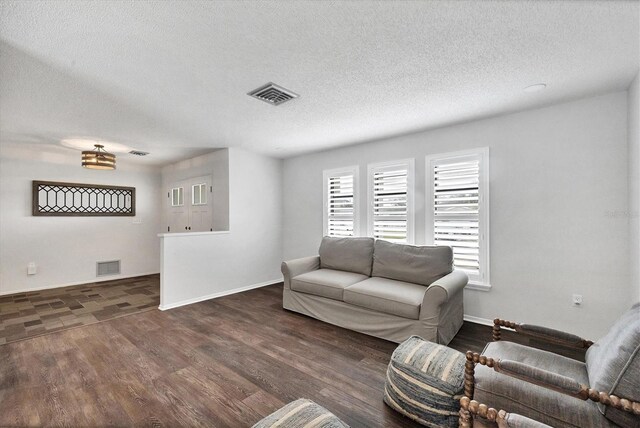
[343,277,426,320]
[474,341,613,428]
[319,236,375,276]
[372,239,453,286]
[291,269,368,301]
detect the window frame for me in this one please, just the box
[192,183,208,206]
[425,147,490,290]
[171,187,184,207]
[323,165,360,237]
[367,158,415,244]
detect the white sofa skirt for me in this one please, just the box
[283,287,463,344]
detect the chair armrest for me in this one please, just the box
[420,270,468,317]
[464,352,640,417]
[492,319,594,349]
[459,397,552,428]
[281,256,320,290]
[495,359,584,397]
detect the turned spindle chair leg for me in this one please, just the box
[459,396,473,428]
[492,318,501,341]
[464,351,476,399]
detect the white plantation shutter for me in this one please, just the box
[324,167,359,237]
[368,159,414,243]
[427,149,489,286]
[372,168,408,242]
[434,160,480,274]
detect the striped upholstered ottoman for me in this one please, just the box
[384,336,466,427]
[252,399,349,428]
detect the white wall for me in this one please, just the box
[0,146,162,294]
[161,148,230,232]
[159,147,282,309]
[629,71,640,302]
[283,92,630,339]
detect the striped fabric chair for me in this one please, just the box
[384,336,466,427]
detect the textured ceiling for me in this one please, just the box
[0,1,638,164]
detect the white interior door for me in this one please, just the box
[166,175,213,233]
[189,177,213,232]
[167,180,190,232]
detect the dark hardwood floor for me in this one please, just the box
[0,281,585,427]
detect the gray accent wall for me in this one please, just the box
[282,92,631,339]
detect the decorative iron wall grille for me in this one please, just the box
[32,181,136,216]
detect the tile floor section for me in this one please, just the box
[0,274,159,345]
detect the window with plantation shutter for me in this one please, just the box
[368,159,414,243]
[426,149,490,289]
[323,166,359,237]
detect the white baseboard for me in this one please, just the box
[158,278,283,311]
[463,314,494,327]
[0,272,160,296]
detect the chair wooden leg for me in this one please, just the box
[459,396,473,428]
[492,318,501,341]
[464,351,476,399]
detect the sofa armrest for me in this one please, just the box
[281,256,320,290]
[492,319,594,349]
[420,270,469,318]
[420,270,468,317]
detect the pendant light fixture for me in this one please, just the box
[81,144,116,170]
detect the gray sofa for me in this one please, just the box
[281,237,468,344]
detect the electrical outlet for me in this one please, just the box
[27,262,37,275]
[572,294,583,306]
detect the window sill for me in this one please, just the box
[466,282,492,292]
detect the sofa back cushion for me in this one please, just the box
[371,240,453,286]
[585,303,640,427]
[318,236,374,276]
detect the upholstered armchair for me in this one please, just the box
[463,303,640,427]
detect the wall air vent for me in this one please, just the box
[247,82,298,106]
[96,260,121,277]
[129,150,149,156]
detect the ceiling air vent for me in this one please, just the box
[129,150,149,156]
[248,82,298,106]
